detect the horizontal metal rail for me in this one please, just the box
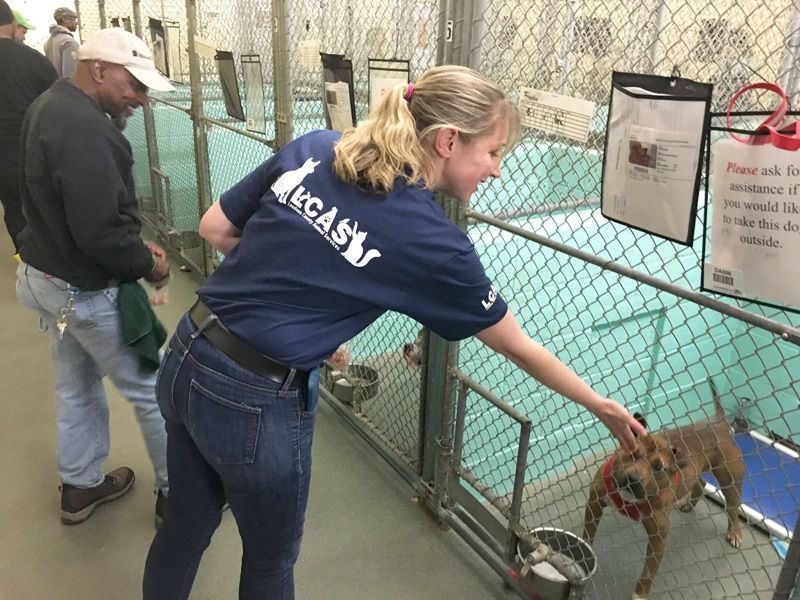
[150,96,191,114]
[451,368,533,425]
[466,209,800,346]
[199,116,277,149]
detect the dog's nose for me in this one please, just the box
[621,473,646,498]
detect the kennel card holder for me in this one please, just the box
[700,82,800,313]
[367,59,409,115]
[215,50,246,122]
[241,54,266,134]
[600,72,713,245]
[163,21,184,84]
[149,18,169,79]
[320,53,356,132]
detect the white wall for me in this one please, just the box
[10,1,77,52]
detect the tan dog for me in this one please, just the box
[582,380,745,599]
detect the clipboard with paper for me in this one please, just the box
[600,72,713,245]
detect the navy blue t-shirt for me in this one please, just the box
[199,130,507,369]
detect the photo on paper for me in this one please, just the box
[628,140,658,169]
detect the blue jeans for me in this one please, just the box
[15,262,168,491]
[143,314,319,600]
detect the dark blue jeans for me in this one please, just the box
[143,314,318,600]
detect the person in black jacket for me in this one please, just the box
[15,28,175,526]
[0,0,56,253]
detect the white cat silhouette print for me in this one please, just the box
[272,156,382,268]
[270,158,321,203]
[340,221,382,267]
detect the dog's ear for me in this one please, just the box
[670,446,690,470]
[633,412,648,430]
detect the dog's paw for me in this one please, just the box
[727,529,742,549]
[674,496,694,512]
[632,594,649,600]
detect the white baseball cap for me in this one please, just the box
[78,28,175,92]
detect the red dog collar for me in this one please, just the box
[602,454,680,522]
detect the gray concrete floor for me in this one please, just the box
[0,229,513,600]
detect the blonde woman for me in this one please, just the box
[144,65,644,600]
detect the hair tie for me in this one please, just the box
[403,83,415,101]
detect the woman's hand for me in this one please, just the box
[327,345,351,371]
[593,397,646,454]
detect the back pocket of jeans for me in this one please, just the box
[188,380,261,465]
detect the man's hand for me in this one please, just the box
[143,241,170,284]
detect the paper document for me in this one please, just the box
[602,86,705,241]
[324,81,353,131]
[299,39,321,68]
[704,139,800,306]
[519,88,595,143]
[370,73,408,113]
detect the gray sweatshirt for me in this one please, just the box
[43,24,79,78]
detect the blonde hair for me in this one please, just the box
[333,65,520,194]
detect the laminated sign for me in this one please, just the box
[704,83,800,308]
[601,72,712,244]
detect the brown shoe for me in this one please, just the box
[60,467,135,525]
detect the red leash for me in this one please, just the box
[726,82,800,151]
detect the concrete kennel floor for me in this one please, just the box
[0,226,514,600]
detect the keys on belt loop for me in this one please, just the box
[55,289,76,340]
[281,368,297,391]
[191,313,218,339]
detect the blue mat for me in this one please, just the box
[705,433,800,538]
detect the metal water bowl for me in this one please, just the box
[326,364,379,410]
[514,527,597,600]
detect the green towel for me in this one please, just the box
[118,281,167,371]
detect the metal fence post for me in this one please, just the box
[74,0,82,33]
[185,0,213,276]
[98,0,107,28]
[426,0,486,513]
[132,0,164,236]
[270,0,293,148]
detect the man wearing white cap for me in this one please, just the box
[16,28,175,526]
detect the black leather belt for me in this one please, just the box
[188,299,303,385]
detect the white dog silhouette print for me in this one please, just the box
[271,158,320,203]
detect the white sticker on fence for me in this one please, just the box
[299,39,321,68]
[518,88,595,142]
[703,262,744,296]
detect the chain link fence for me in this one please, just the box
[74,0,799,597]
[455,1,800,598]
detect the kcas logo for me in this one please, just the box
[271,157,382,268]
